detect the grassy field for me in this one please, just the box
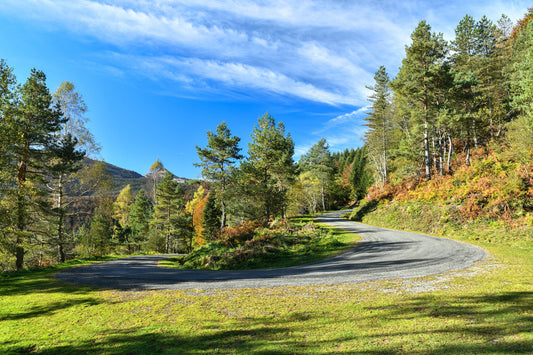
[1,221,531,353]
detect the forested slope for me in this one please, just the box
[353,10,533,249]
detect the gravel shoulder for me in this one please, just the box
[55,210,487,290]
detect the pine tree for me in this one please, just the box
[393,21,447,180]
[128,189,152,252]
[350,147,372,202]
[202,191,221,241]
[508,18,533,177]
[246,113,295,223]
[88,198,114,257]
[365,66,393,184]
[13,68,66,270]
[195,121,242,229]
[152,172,183,253]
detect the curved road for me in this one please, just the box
[55,210,487,290]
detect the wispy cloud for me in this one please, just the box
[0,0,529,107]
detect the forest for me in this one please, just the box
[1,10,532,272]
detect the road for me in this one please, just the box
[55,210,487,290]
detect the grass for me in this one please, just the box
[160,214,360,270]
[1,219,532,353]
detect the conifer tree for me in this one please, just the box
[13,68,66,269]
[393,21,447,180]
[246,113,295,222]
[128,189,152,252]
[350,147,372,202]
[152,172,183,253]
[195,121,242,229]
[202,191,221,241]
[365,66,393,184]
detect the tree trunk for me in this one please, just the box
[321,183,326,212]
[423,114,431,181]
[15,144,29,270]
[220,200,226,230]
[57,174,66,262]
[438,136,444,176]
[465,139,471,166]
[447,135,454,172]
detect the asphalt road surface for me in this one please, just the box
[55,210,487,290]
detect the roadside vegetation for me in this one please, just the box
[349,147,532,250]
[161,215,359,270]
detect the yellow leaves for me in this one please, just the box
[112,184,133,226]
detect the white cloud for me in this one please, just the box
[1,0,530,107]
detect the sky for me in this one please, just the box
[0,0,530,179]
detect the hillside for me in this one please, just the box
[82,158,191,195]
[350,148,533,248]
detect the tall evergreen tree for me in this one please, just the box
[202,191,221,241]
[365,66,393,184]
[508,18,533,177]
[393,21,447,180]
[246,113,295,223]
[128,189,152,252]
[195,121,242,229]
[12,68,66,270]
[152,172,184,253]
[350,147,373,202]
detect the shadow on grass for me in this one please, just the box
[0,297,101,321]
[0,256,120,297]
[351,200,380,222]
[5,291,531,354]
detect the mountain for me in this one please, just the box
[83,158,191,195]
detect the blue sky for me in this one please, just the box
[0,0,529,179]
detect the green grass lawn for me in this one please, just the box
[1,227,531,353]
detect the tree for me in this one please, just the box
[350,147,372,202]
[152,172,184,253]
[13,68,66,270]
[195,121,242,229]
[88,198,114,257]
[53,81,99,156]
[393,21,447,180]
[299,138,334,211]
[246,113,295,223]
[365,66,393,184]
[0,60,18,269]
[290,171,321,214]
[47,133,85,262]
[202,191,221,241]
[185,185,207,244]
[508,18,533,177]
[128,189,152,252]
[148,159,164,201]
[113,184,133,227]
